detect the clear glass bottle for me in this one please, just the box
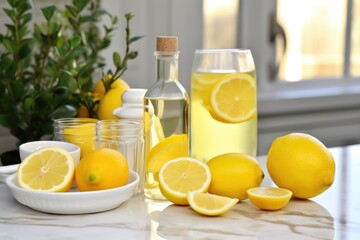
[144,36,189,200]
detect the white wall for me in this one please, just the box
[101,0,202,92]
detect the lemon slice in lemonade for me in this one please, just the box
[17,147,75,192]
[159,157,211,205]
[188,192,239,216]
[247,187,293,210]
[209,73,256,123]
[147,134,188,173]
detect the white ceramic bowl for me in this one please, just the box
[6,171,139,214]
[19,141,81,165]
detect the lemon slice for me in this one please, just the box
[209,73,256,123]
[158,157,211,205]
[188,192,239,216]
[147,134,188,173]
[17,146,75,192]
[247,187,292,210]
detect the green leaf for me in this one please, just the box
[18,25,29,39]
[130,35,144,44]
[51,105,77,119]
[128,51,138,60]
[65,5,76,17]
[10,81,25,99]
[113,52,121,67]
[7,0,16,8]
[125,13,134,20]
[23,97,34,111]
[56,35,66,47]
[0,114,12,128]
[37,91,51,109]
[59,69,74,79]
[55,46,66,57]
[52,93,69,107]
[18,1,32,15]
[99,38,111,49]
[41,6,56,21]
[49,22,61,36]
[2,38,16,53]
[74,0,91,13]
[20,12,32,25]
[46,65,58,79]
[68,17,78,29]
[52,86,69,95]
[5,24,15,36]
[79,16,93,23]
[19,39,34,59]
[112,16,118,25]
[64,46,87,62]
[3,8,15,21]
[0,56,12,70]
[69,36,81,48]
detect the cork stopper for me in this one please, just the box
[156,36,178,52]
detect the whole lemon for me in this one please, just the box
[266,133,335,199]
[75,148,129,191]
[97,85,129,120]
[207,153,264,200]
[93,74,130,99]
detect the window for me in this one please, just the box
[204,0,360,85]
[352,0,360,76]
[277,0,346,81]
[203,0,238,49]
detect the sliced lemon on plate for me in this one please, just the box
[188,192,239,216]
[17,146,75,192]
[146,134,188,173]
[247,187,293,210]
[158,157,211,205]
[209,73,256,123]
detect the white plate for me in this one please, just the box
[0,164,19,183]
[6,171,139,214]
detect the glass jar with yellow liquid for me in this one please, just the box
[190,49,257,162]
[53,118,98,158]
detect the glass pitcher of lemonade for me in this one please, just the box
[190,49,257,162]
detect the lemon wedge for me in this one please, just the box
[146,134,188,173]
[188,192,239,216]
[247,187,292,210]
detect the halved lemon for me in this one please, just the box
[247,187,293,210]
[188,192,239,216]
[158,157,211,205]
[146,134,188,173]
[17,146,75,192]
[209,73,256,123]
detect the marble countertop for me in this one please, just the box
[0,145,360,240]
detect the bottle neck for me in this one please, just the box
[155,51,179,82]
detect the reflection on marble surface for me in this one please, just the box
[0,145,359,240]
[154,199,334,240]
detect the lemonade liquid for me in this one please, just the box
[144,36,189,200]
[190,70,257,162]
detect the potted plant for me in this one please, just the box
[0,0,142,164]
